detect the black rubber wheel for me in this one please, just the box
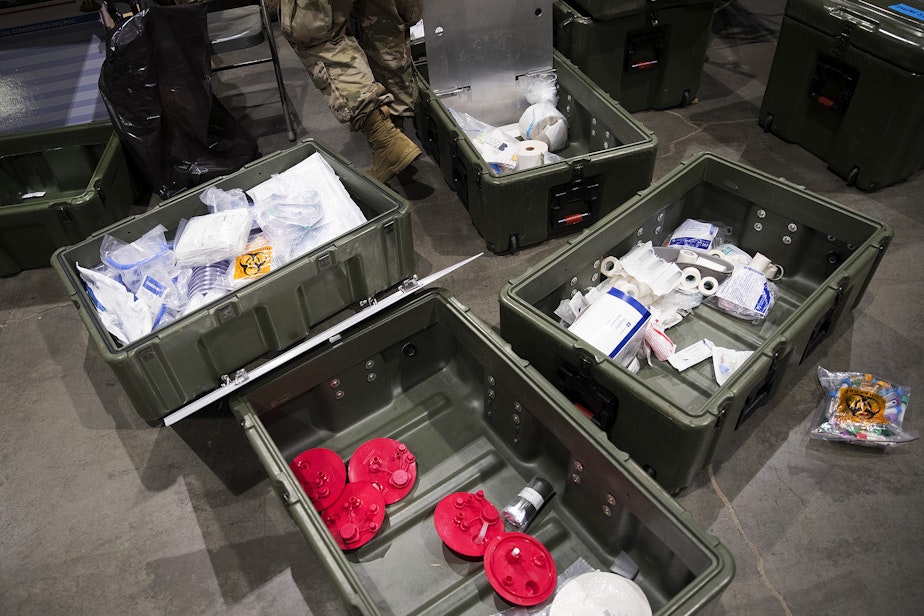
[680,89,691,107]
[762,113,773,133]
[508,234,520,255]
[846,166,859,187]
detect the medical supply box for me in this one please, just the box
[499,152,892,494]
[52,138,415,424]
[552,0,716,112]
[223,285,734,614]
[413,0,657,254]
[1,123,139,276]
[759,0,924,190]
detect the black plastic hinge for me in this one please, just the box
[55,205,73,225]
[571,161,585,182]
[834,24,853,56]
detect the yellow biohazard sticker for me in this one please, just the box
[233,239,273,282]
[835,387,888,425]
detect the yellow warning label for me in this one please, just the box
[233,239,273,282]
[835,387,888,424]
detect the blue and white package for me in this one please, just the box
[568,287,651,367]
[666,219,719,251]
[715,266,777,322]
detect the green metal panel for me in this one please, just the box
[759,1,924,190]
[0,122,140,276]
[230,288,735,615]
[553,0,715,112]
[52,139,415,424]
[499,153,892,494]
[414,50,657,254]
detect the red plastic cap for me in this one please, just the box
[348,437,417,505]
[289,448,347,511]
[433,490,505,558]
[484,533,557,607]
[320,482,386,551]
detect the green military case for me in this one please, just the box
[499,152,892,494]
[52,139,415,424]
[758,0,924,191]
[228,287,735,615]
[413,0,657,255]
[0,123,139,276]
[552,0,716,113]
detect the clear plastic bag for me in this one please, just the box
[664,219,725,251]
[100,224,172,293]
[173,208,253,267]
[810,367,916,446]
[714,266,778,322]
[449,108,520,174]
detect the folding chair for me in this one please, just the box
[207,0,297,141]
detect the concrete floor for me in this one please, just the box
[2,1,922,614]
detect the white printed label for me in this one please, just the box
[517,486,545,509]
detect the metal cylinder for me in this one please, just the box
[502,476,554,531]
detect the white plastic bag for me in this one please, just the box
[173,208,253,267]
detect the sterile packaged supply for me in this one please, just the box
[714,264,778,322]
[450,108,520,174]
[100,224,172,293]
[665,219,723,251]
[173,208,252,267]
[567,287,650,367]
[810,367,917,446]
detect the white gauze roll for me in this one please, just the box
[517,140,549,170]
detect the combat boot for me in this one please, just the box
[363,107,421,184]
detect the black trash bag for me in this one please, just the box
[99,3,260,199]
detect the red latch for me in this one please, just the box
[816,95,835,108]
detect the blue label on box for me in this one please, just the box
[890,4,924,21]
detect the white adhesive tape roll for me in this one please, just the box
[680,266,701,289]
[699,276,719,296]
[749,252,772,274]
[676,249,699,265]
[707,248,724,258]
[600,256,620,277]
[517,140,548,170]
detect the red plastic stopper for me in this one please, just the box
[289,448,347,511]
[348,437,417,505]
[433,490,505,557]
[484,533,556,606]
[320,482,386,551]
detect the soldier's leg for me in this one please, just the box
[352,0,420,122]
[279,0,392,130]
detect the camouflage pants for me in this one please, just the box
[280,0,421,131]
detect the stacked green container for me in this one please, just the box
[759,0,924,191]
[553,0,716,112]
